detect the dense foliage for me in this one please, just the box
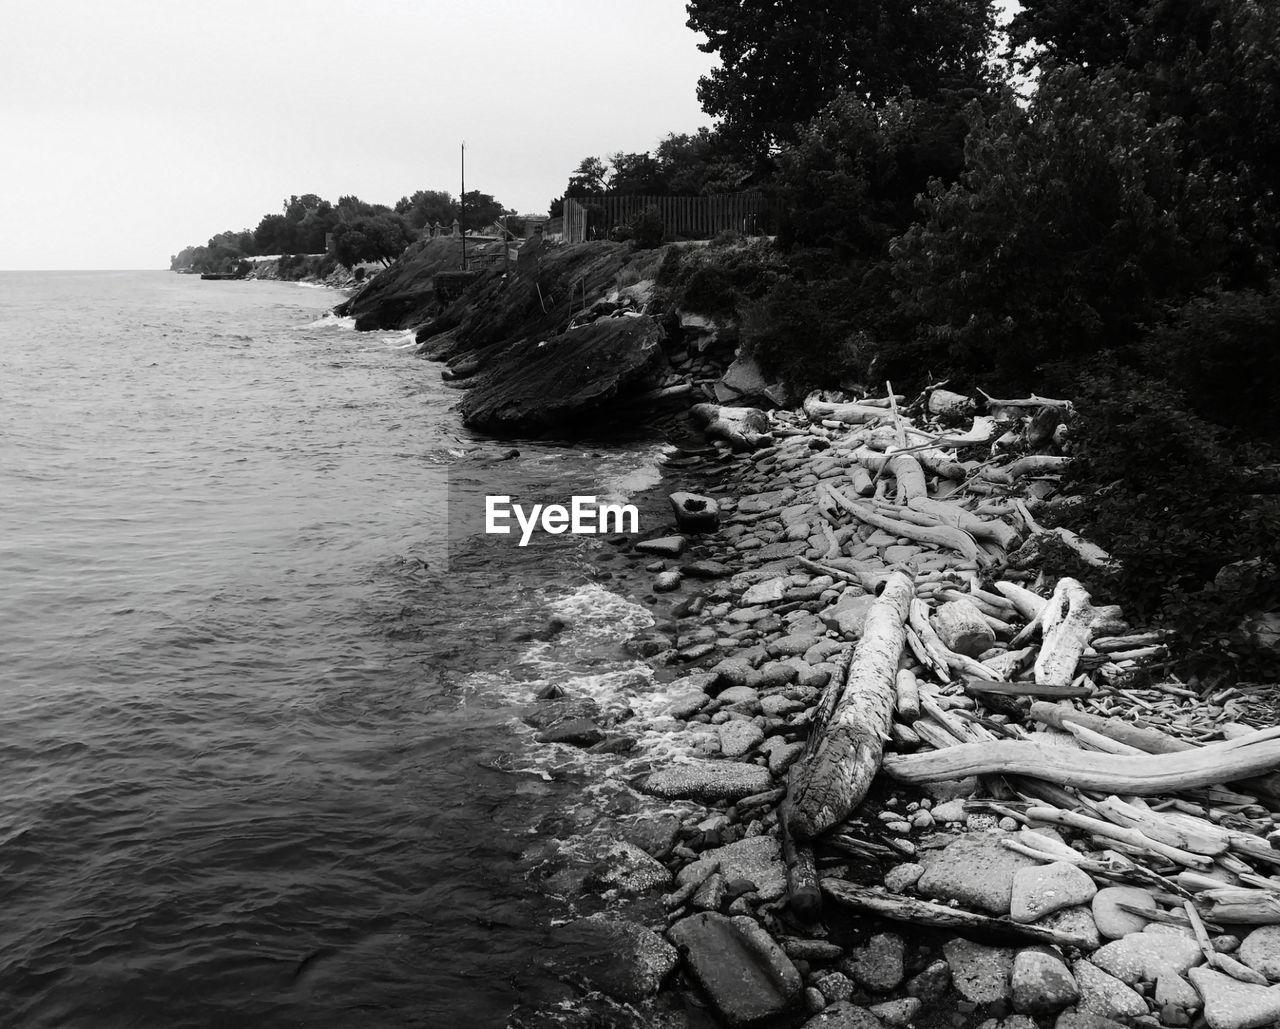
[171,187,514,274]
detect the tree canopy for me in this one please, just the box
[686,0,998,150]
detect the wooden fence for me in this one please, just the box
[562,192,771,243]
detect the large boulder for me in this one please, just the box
[459,315,667,434]
[334,237,472,330]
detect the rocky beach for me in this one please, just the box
[347,235,1280,1029]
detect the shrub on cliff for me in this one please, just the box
[654,239,787,321]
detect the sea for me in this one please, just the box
[0,271,699,1028]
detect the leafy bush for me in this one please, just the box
[654,239,788,320]
[629,205,666,249]
[1053,372,1280,681]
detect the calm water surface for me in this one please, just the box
[0,271,675,1028]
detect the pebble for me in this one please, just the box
[813,971,856,1003]
[643,759,773,801]
[905,959,951,1002]
[869,997,922,1026]
[799,1001,883,1029]
[932,799,967,823]
[1038,905,1102,951]
[1092,886,1158,940]
[1154,972,1202,1012]
[635,535,687,557]
[1009,861,1098,923]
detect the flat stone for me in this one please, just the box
[697,836,787,902]
[917,833,1041,915]
[588,841,671,894]
[670,492,720,534]
[683,559,732,579]
[635,535,687,557]
[1091,931,1203,985]
[781,938,845,962]
[717,685,762,711]
[1053,1016,1129,1029]
[643,759,773,801]
[760,693,807,718]
[548,915,678,1002]
[839,932,905,992]
[1189,965,1280,1029]
[944,938,1015,1004]
[768,632,823,657]
[819,594,876,639]
[1155,971,1203,1011]
[1010,861,1098,923]
[1012,946,1080,1014]
[799,1001,883,1029]
[1092,885,1158,940]
[1038,905,1102,952]
[718,720,765,758]
[883,545,922,564]
[1072,959,1148,1021]
[667,912,803,1027]
[1239,925,1280,981]
[768,741,805,776]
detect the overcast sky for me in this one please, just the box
[0,0,719,270]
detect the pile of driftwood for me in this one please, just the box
[775,386,1280,942]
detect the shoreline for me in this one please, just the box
[504,392,1280,1029]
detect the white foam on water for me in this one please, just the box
[595,443,675,505]
[305,312,357,330]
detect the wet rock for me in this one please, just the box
[1052,1015,1129,1029]
[535,717,605,747]
[1012,946,1080,1014]
[917,833,1040,915]
[693,872,727,911]
[548,914,679,1003]
[1010,861,1097,923]
[636,536,688,558]
[667,912,803,1027]
[683,559,733,579]
[839,933,905,993]
[460,314,667,433]
[742,576,792,605]
[716,685,761,711]
[767,741,805,776]
[696,835,787,902]
[586,841,671,895]
[760,693,807,718]
[653,570,682,592]
[768,632,823,657]
[783,938,845,963]
[719,720,765,758]
[1239,926,1280,981]
[819,594,876,639]
[799,1001,883,1029]
[944,938,1015,1004]
[1091,931,1203,985]
[670,492,720,534]
[1072,959,1148,1021]
[643,759,773,801]
[1188,965,1280,1029]
[1092,885,1158,940]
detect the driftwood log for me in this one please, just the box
[689,403,773,452]
[1034,577,1094,686]
[881,730,1280,795]
[784,568,914,839]
[822,880,1098,949]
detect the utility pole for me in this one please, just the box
[460,141,466,271]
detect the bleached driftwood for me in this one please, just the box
[819,484,981,563]
[784,569,914,839]
[882,729,1280,795]
[907,497,1020,550]
[927,388,977,420]
[690,403,773,452]
[803,397,894,425]
[1035,577,1095,687]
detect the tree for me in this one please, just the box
[686,0,998,150]
[654,128,754,195]
[395,189,456,230]
[459,190,507,231]
[331,214,412,267]
[1005,0,1144,72]
[566,156,608,196]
